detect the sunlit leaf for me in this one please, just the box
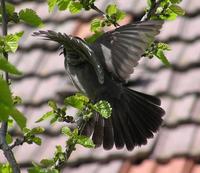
[4,31,24,53]
[40,159,55,167]
[28,166,59,173]
[61,126,72,136]
[90,18,102,33]
[31,127,45,134]
[69,2,83,14]
[32,136,42,145]
[115,10,126,21]
[157,42,171,51]
[77,135,95,148]
[64,93,89,110]
[35,111,54,123]
[156,50,171,66]
[0,163,12,173]
[48,0,57,12]
[93,100,112,119]
[57,0,70,11]
[106,4,117,16]
[169,4,185,16]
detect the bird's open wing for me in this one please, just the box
[91,20,163,81]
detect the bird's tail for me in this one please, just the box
[81,87,165,151]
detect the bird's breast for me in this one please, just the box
[66,62,104,99]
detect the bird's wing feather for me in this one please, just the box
[92,20,163,81]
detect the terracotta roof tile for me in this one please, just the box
[155,158,193,173]
[1,0,200,172]
[128,160,157,173]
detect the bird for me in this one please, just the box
[33,20,165,151]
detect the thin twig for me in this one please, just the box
[10,137,26,150]
[0,0,21,172]
[54,121,87,170]
[142,0,164,21]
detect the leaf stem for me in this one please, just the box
[0,0,21,172]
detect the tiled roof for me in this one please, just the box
[1,0,200,172]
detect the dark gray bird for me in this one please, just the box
[33,20,165,151]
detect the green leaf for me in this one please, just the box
[28,166,59,173]
[147,0,153,7]
[85,31,103,44]
[170,0,182,4]
[5,2,15,16]
[31,127,45,134]
[50,116,58,124]
[156,50,171,66]
[115,10,126,21]
[160,8,177,20]
[93,100,112,119]
[6,133,13,144]
[90,18,102,33]
[105,4,126,22]
[10,108,27,130]
[48,0,57,12]
[0,163,12,173]
[32,136,42,145]
[106,4,117,16]
[169,4,185,16]
[7,118,14,127]
[56,145,62,152]
[35,111,54,123]
[0,78,13,107]
[0,56,22,75]
[61,126,72,136]
[48,100,57,110]
[69,2,83,14]
[77,135,95,148]
[23,127,31,134]
[57,0,71,11]
[13,95,23,105]
[157,42,171,51]
[4,31,24,53]
[64,93,89,110]
[40,159,55,167]
[0,103,10,121]
[19,9,44,27]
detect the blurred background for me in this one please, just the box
[1,0,200,172]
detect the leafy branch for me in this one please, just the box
[0,0,20,172]
[144,0,185,66]
[31,93,111,171]
[0,0,44,172]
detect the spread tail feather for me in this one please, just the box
[81,87,165,151]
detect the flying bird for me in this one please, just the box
[33,20,165,151]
